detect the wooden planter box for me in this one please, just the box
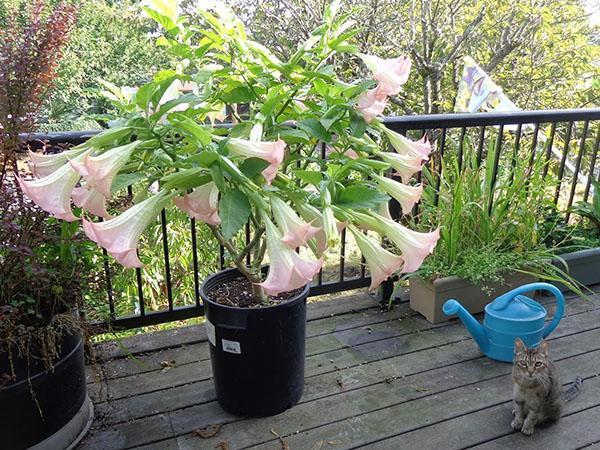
[409,272,538,324]
[552,247,600,292]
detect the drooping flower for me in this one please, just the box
[360,54,411,96]
[297,204,346,256]
[382,127,431,161]
[226,137,286,184]
[349,224,404,291]
[378,152,425,184]
[271,197,320,248]
[18,156,83,221]
[173,182,220,226]
[71,186,111,219]
[373,174,423,215]
[356,85,388,123]
[258,216,324,295]
[372,213,440,273]
[83,191,171,268]
[70,141,141,198]
[28,146,88,178]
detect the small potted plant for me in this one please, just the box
[409,141,574,323]
[0,2,93,448]
[19,1,439,416]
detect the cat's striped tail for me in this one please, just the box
[563,376,583,402]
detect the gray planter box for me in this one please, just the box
[409,273,538,324]
[552,247,600,292]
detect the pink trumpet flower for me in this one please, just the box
[227,137,286,185]
[83,191,171,268]
[298,204,346,255]
[360,54,411,96]
[373,175,423,215]
[378,152,425,183]
[70,141,141,198]
[356,85,388,123]
[258,216,324,295]
[18,157,83,221]
[349,225,404,291]
[271,197,320,248]
[374,213,440,273]
[173,182,221,226]
[382,127,431,161]
[28,147,88,178]
[71,186,111,218]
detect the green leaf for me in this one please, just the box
[161,169,210,191]
[350,113,367,137]
[150,93,198,121]
[220,189,251,240]
[111,173,146,194]
[220,85,255,104]
[86,127,132,148]
[240,158,269,178]
[168,113,212,145]
[134,82,157,110]
[298,119,331,142]
[336,186,389,209]
[294,170,323,186]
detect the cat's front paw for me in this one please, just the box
[521,424,535,436]
[511,418,523,431]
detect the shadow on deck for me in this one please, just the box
[79,285,600,450]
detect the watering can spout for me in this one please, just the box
[443,300,490,353]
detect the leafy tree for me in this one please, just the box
[233,0,599,114]
[38,0,173,130]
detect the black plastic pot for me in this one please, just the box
[200,268,308,417]
[0,331,91,449]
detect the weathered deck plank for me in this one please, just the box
[80,285,600,450]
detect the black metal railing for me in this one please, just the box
[24,108,600,331]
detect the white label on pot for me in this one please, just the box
[206,320,216,347]
[222,339,241,354]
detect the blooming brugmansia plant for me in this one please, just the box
[20,1,439,303]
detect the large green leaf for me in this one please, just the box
[298,119,331,142]
[168,113,212,145]
[336,185,389,209]
[220,189,251,240]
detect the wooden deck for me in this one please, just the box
[80,285,600,450]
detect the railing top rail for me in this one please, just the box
[20,109,600,146]
[382,108,600,129]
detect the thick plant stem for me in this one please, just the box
[209,225,267,304]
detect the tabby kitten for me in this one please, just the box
[512,338,583,435]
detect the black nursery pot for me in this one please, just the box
[200,268,308,417]
[0,331,92,450]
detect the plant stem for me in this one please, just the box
[209,225,267,303]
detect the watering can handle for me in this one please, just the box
[505,282,565,338]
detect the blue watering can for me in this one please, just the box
[443,282,565,362]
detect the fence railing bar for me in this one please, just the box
[554,121,574,205]
[339,228,346,283]
[584,126,600,202]
[565,120,590,221]
[527,122,540,171]
[190,218,201,307]
[487,125,504,215]
[433,128,447,207]
[457,127,467,171]
[510,123,523,184]
[102,248,115,320]
[476,126,486,166]
[160,209,174,311]
[542,122,557,179]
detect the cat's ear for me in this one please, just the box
[539,340,549,356]
[514,338,525,354]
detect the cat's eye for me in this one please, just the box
[534,362,543,368]
[518,361,527,367]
